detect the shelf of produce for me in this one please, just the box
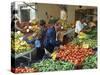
[11,48,36,61]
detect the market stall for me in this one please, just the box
[11,2,97,73]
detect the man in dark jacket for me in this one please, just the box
[44,18,57,53]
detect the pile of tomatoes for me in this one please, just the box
[11,67,37,73]
[56,44,95,65]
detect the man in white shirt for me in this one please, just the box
[75,17,87,36]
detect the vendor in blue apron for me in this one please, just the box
[44,18,58,53]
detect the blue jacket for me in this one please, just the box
[44,27,56,47]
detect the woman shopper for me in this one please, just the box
[35,19,47,60]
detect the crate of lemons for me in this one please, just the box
[11,31,32,54]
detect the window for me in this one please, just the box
[20,3,36,22]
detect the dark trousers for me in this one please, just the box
[36,47,45,59]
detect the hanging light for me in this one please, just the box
[79,6,82,8]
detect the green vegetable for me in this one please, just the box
[85,27,97,39]
[82,54,97,69]
[71,38,81,45]
[31,59,75,72]
[83,39,97,48]
[71,35,97,48]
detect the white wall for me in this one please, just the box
[67,6,76,24]
[36,3,61,21]
[35,4,96,24]
[14,2,97,23]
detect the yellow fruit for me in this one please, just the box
[52,54,56,60]
[78,32,87,39]
[79,32,85,36]
[51,51,57,60]
[82,43,89,48]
